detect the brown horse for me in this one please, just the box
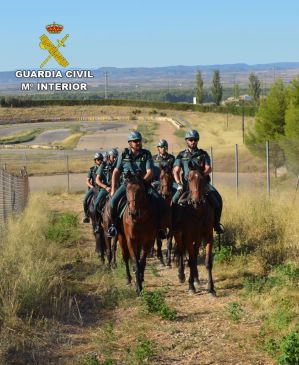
[118,172,158,295]
[87,188,106,264]
[174,161,216,295]
[157,164,174,267]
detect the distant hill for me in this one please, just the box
[1,62,299,91]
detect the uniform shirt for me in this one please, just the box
[116,148,154,181]
[152,152,175,181]
[87,165,98,187]
[96,161,116,186]
[174,148,211,182]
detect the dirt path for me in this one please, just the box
[43,194,274,365]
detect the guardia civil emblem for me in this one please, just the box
[39,22,70,68]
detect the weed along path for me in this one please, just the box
[35,193,275,365]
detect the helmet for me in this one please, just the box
[128,130,142,142]
[157,139,168,149]
[108,148,118,157]
[102,151,108,159]
[111,148,119,157]
[185,129,200,140]
[94,152,103,160]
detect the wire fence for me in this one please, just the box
[0,140,298,199]
[0,167,30,227]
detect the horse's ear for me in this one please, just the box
[188,161,196,170]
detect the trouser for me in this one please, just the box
[83,188,94,215]
[206,185,223,227]
[94,188,109,212]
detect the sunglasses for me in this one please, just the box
[131,139,141,143]
[187,138,199,142]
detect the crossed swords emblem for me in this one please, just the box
[39,33,70,68]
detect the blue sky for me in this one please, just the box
[1,0,299,71]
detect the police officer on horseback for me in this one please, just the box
[107,130,168,238]
[173,129,224,234]
[152,139,175,190]
[93,149,118,233]
[82,152,104,223]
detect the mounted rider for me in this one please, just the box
[152,139,175,191]
[107,130,169,238]
[82,152,104,223]
[172,129,224,234]
[93,149,118,233]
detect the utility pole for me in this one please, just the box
[103,71,109,99]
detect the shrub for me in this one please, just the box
[46,212,80,246]
[278,329,299,365]
[141,290,176,321]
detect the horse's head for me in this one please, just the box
[187,161,207,208]
[125,170,147,218]
[159,162,173,199]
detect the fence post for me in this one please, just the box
[210,147,214,185]
[294,175,299,203]
[66,155,70,193]
[266,141,270,197]
[235,144,239,198]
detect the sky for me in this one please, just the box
[1,0,299,71]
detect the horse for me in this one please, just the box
[174,161,216,295]
[117,171,158,295]
[156,163,175,267]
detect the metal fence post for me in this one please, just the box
[294,175,299,203]
[210,147,214,185]
[266,141,270,197]
[66,155,70,193]
[235,144,239,198]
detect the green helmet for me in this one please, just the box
[157,139,168,149]
[94,152,103,161]
[108,148,118,157]
[185,129,200,140]
[128,130,142,142]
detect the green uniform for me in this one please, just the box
[110,148,154,213]
[94,160,116,211]
[152,152,175,191]
[172,147,223,232]
[83,165,98,213]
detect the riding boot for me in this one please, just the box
[107,203,118,238]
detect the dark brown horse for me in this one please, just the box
[118,172,158,295]
[156,164,174,267]
[87,188,106,264]
[174,162,216,295]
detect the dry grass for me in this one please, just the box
[52,133,83,149]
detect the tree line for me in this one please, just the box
[245,78,299,175]
[195,70,262,105]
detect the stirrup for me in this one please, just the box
[82,216,90,223]
[107,225,117,238]
[94,225,100,233]
[214,223,225,235]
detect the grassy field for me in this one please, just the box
[0,190,298,364]
[0,129,43,144]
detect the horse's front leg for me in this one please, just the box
[193,242,200,287]
[166,235,173,267]
[187,242,196,293]
[112,237,117,269]
[140,248,148,282]
[156,237,165,266]
[205,241,216,296]
[119,235,131,285]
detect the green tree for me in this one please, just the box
[248,73,261,103]
[195,70,204,104]
[245,79,287,172]
[281,77,299,174]
[211,70,223,106]
[233,84,240,99]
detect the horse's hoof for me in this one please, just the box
[126,281,132,286]
[179,276,185,284]
[208,291,217,298]
[188,288,196,294]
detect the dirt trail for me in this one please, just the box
[43,194,274,365]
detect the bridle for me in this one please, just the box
[187,170,207,209]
